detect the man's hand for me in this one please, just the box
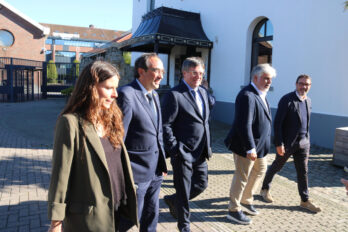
[341,178,348,196]
[276,145,285,156]
[48,221,62,232]
[247,152,257,161]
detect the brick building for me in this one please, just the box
[0,1,49,61]
[41,23,125,62]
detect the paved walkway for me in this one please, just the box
[0,99,347,232]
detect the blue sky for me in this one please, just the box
[7,0,133,31]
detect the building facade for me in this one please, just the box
[41,23,125,63]
[0,1,49,61]
[131,0,348,148]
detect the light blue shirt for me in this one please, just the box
[136,79,157,114]
[183,79,204,115]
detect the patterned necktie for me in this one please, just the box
[191,90,203,115]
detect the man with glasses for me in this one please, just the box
[118,53,167,232]
[162,57,212,232]
[260,74,321,213]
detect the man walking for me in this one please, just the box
[224,63,276,225]
[260,74,321,213]
[162,57,212,232]
[117,53,167,232]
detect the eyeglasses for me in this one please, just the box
[297,82,311,87]
[188,71,205,77]
[148,68,165,75]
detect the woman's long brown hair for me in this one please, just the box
[60,60,124,148]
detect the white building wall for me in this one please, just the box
[133,0,348,116]
[132,0,348,147]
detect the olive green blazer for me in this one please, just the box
[48,113,138,232]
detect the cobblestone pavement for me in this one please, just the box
[0,99,347,232]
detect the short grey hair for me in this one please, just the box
[181,57,205,72]
[251,63,276,80]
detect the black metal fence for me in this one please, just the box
[42,62,79,98]
[0,57,43,102]
[0,58,79,102]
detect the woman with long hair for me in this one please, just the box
[47,61,138,232]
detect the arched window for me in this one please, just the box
[0,30,14,47]
[148,0,155,12]
[251,18,273,70]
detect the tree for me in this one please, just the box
[47,60,58,83]
[123,52,131,65]
[72,59,80,79]
[345,1,348,10]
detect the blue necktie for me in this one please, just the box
[146,93,157,120]
[191,90,203,115]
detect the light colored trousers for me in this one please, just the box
[228,153,268,212]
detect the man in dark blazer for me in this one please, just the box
[117,53,167,232]
[260,74,321,213]
[224,63,276,225]
[162,57,212,232]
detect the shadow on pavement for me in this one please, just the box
[0,99,65,149]
[0,200,50,231]
[0,155,51,190]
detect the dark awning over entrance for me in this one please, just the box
[119,7,213,53]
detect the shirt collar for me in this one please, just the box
[136,79,152,95]
[183,79,199,92]
[251,82,267,98]
[296,91,307,101]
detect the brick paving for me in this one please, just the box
[0,99,347,232]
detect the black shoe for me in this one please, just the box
[164,195,177,219]
[227,210,251,225]
[240,203,259,216]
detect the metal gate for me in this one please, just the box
[0,58,43,102]
[41,62,79,98]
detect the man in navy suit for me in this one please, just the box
[260,74,321,213]
[117,53,167,232]
[162,57,212,232]
[224,63,276,225]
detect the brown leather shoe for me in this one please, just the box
[300,200,321,213]
[260,189,273,203]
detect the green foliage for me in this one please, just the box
[72,59,80,78]
[123,52,131,64]
[47,60,58,83]
[61,86,74,96]
[345,1,348,10]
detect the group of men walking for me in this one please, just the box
[224,64,321,225]
[117,53,320,232]
[117,54,212,232]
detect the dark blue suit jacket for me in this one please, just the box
[224,84,272,158]
[162,81,212,162]
[274,91,311,148]
[117,80,167,183]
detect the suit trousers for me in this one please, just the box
[228,153,267,212]
[119,174,163,232]
[137,174,163,232]
[261,143,309,202]
[171,154,208,232]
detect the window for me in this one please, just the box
[45,39,53,45]
[0,30,14,47]
[148,0,155,12]
[55,51,76,63]
[251,18,273,71]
